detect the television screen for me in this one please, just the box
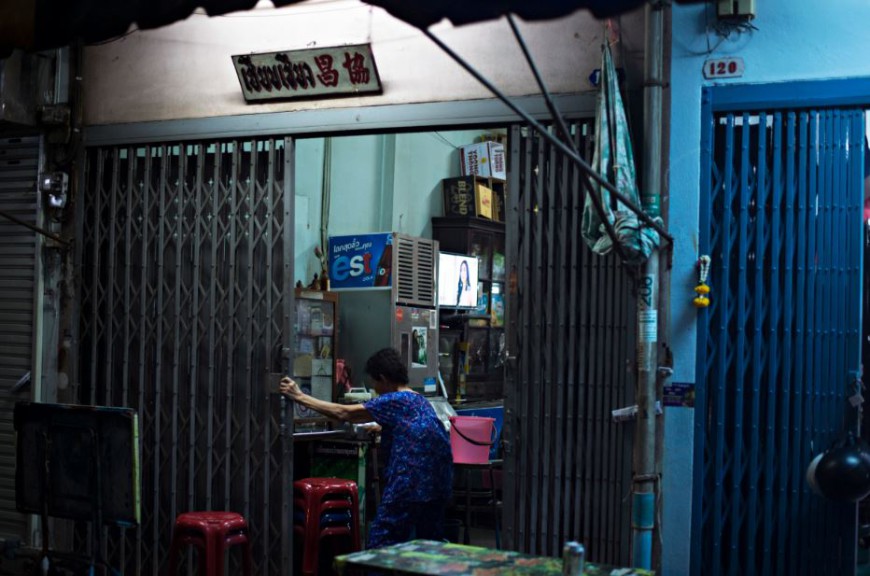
[438,251,480,309]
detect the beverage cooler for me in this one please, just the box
[328,232,440,394]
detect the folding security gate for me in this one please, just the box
[0,135,41,544]
[78,139,295,575]
[693,102,864,575]
[503,122,635,565]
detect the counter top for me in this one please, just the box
[292,430,348,441]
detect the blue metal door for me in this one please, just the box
[693,99,864,575]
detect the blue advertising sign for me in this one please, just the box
[328,233,393,289]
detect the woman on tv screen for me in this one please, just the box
[456,259,475,307]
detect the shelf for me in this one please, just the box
[433,215,506,402]
[293,288,340,419]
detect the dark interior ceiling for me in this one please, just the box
[1,0,658,56]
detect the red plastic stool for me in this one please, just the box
[294,478,361,576]
[167,511,252,576]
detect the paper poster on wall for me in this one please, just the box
[411,327,428,367]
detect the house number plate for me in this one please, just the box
[703,57,745,79]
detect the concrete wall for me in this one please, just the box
[81,0,644,125]
[664,2,870,574]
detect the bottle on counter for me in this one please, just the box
[561,541,585,576]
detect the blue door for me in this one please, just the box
[693,84,864,576]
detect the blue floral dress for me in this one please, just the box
[364,390,453,548]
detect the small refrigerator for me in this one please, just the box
[328,232,439,394]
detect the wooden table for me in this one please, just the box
[335,539,655,575]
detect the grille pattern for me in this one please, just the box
[395,234,436,306]
[693,109,863,576]
[78,139,293,575]
[503,122,636,565]
[0,135,39,543]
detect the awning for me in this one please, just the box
[1,0,650,55]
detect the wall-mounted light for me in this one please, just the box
[39,171,68,209]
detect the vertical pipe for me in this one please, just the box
[633,0,663,569]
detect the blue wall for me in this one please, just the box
[666,2,870,574]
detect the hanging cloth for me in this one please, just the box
[581,40,662,264]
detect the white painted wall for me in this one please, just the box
[82,0,644,125]
[665,2,870,575]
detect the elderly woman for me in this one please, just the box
[280,347,453,549]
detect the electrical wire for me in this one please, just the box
[702,1,756,56]
[86,27,139,46]
[430,132,459,149]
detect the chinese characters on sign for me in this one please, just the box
[231,44,381,102]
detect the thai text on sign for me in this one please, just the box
[231,44,382,102]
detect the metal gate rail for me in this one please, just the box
[693,106,863,576]
[77,139,293,575]
[505,122,635,565]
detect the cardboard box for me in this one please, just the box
[443,176,493,219]
[475,183,493,219]
[460,141,506,180]
[489,179,506,222]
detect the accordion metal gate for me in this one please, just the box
[77,138,295,575]
[0,135,42,544]
[693,97,864,575]
[503,122,636,565]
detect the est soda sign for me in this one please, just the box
[328,233,393,290]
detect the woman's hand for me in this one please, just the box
[279,377,302,399]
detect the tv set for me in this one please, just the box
[438,251,480,309]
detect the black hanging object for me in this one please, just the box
[808,432,870,503]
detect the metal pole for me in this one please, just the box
[633,0,664,569]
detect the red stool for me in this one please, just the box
[167,511,252,576]
[294,478,361,576]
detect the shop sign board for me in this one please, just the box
[328,233,393,290]
[231,43,382,102]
